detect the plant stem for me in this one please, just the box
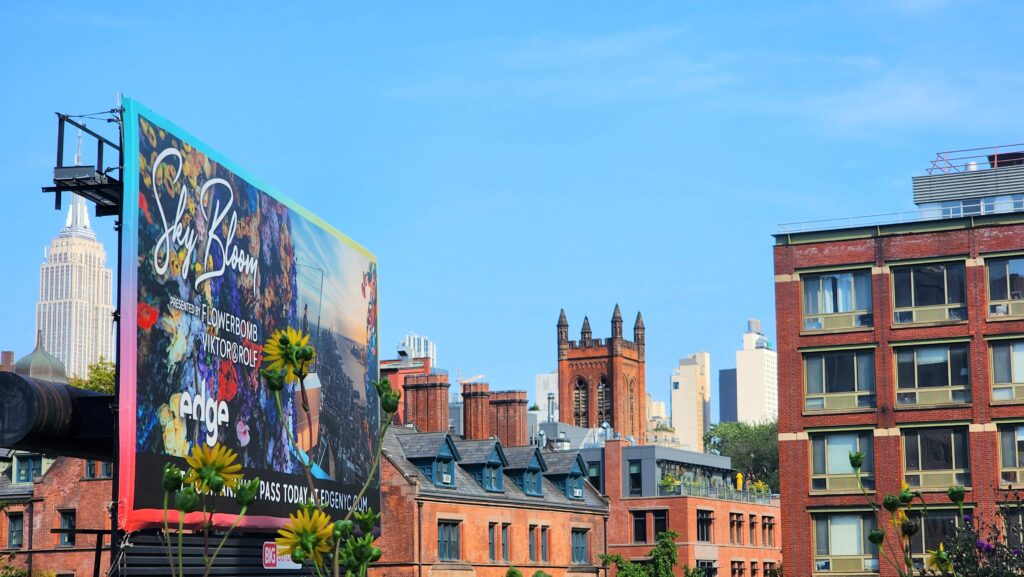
[275,388,318,506]
[343,414,392,523]
[163,493,176,577]
[200,506,246,577]
[298,374,318,508]
[177,511,185,577]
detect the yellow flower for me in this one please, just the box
[890,509,908,529]
[262,328,314,384]
[183,443,243,493]
[276,508,333,566]
[902,480,910,492]
[926,542,952,573]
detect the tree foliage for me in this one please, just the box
[703,420,778,491]
[68,357,115,395]
[601,531,681,577]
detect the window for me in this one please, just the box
[85,460,96,479]
[749,515,757,546]
[762,516,775,547]
[812,512,878,573]
[992,340,1024,402]
[628,461,642,496]
[597,376,613,427]
[101,461,113,478]
[59,510,76,547]
[653,511,667,539]
[522,470,542,496]
[810,431,874,491]
[751,561,759,577]
[909,509,968,570]
[697,560,717,576]
[573,378,589,427]
[632,511,647,543]
[803,349,875,411]
[729,513,743,545]
[488,523,496,561]
[7,513,23,549]
[892,261,967,324]
[15,455,42,483]
[1000,424,1024,485]
[801,269,873,330]
[1005,506,1024,548]
[988,256,1024,317]
[541,526,548,562]
[437,521,460,561]
[903,427,970,489]
[571,529,589,565]
[482,464,502,492]
[435,458,455,487]
[587,462,602,492]
[501,523,509,561]
[731,561,745,577]
[895,343,971,406]
[697,510,714,543]
[566,474,585,500]
[529,524,537,561]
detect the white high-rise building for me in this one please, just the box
[400,332,437,366]
[535,371,558,422]
[734,319,778,423]
[36,145,114,379]
[670,352,711,452]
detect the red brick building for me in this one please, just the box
[558,307,647,443]
[775,147,1024,576]
[583,438,781,576]
[0,451,113,577]
[380,353,434,425]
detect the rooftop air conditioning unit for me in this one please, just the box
[573,488,583,497]
[442,473,452,484]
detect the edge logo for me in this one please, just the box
[178,387,230,446]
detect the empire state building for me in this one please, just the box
[36,142,114,378]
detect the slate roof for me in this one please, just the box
[384,427,607,513]
[541,450,583,476]
[451,439,502,466]
[503,446,544,471]
[395,431,454,460]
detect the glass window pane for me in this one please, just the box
[914,265,947,306]
[1017,427,1024,469]
[825,352,855,393]
[897,350,916,389]
[1011,258,1024,300]
[1014,343,1024,383]
[991,259,1009,301]
[946,263,966,304]
[953,429,969,470]
[812,437,826,475]
[856,352,874,392]
[949,345,970,386]
[860,433,874,473]
[803,276,821,315]
[923,511,958,553]
[894,268,913,308]
[916,347,950,388]
[1003,428,1018,469]
[904,432,920,470]
[829,515,862,556]
[854,271,872,311]
[920,429,954,470]
[994,344,1012,384]
[834,273,854,313]
[814,517,829,556]
[806,356,824,394]
[826,434,857,475]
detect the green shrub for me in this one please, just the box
[506,567,523,577]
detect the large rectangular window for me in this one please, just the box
[488,523,496,561]
[1000,424,1024,485]
[749,515,757,546]
[812,512,879,574]
[7,513,23,549]
[802,270,873,331]
[698,560,717,576]
[731,561,745,577]
[988,256,1024,317]
[811,431,874,491]
[529,524,537,561]
[501,524,509,561]
[587,462,602,492]
[437,521,460,561]
[571,529,589,565]
[541,526,548,562]
[903,427,970,489]
[632,511,647,543]
[992,340,1024,402]
[892,261,967,324]
[697,510,713,543]
[59,510,76,547]
[763,516,775,547]
[909,509,968,569]
[804,349,875,411]
[628,461,642,496]
[15,455,42,483]
[895,343,971,406]
[729,513,743,545]
[653,511,667,539]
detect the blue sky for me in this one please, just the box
[3,1,1024,421]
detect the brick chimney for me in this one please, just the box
[403,372,450,433]
[489,390,528,447]
[462,382,491,440]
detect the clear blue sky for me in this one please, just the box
[3,1,1024,421]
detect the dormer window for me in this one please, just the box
[523,469,543,496]
[435,458,455,487]
[483,464,503,492]
[566,474,585,500]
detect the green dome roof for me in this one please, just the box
[14,331,68,384]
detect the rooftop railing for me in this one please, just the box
[778,197,1024,234]
[657,482,773,504]
[927,143,1024,174]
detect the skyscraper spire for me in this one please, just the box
[61,131,94,240]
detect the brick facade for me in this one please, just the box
[489,391,528,447]
[380,356,434,425]
[558,307,647,443]
[601,440,782,576]
[774,216,1024,577]
[404,373,451,433]
[0,457,112,577]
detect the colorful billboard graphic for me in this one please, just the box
[118,99,379,530]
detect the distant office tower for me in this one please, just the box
[0,351,14,373]
[734,319,778,423]
[36,176,114,379]
[535,371,559,422]
[400,332,437,367]
[719,368,738,423]
[670,352,711,452]
[645,394,680,447]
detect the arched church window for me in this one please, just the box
[573,377,589,427]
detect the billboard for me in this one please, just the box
[118,99,379,530]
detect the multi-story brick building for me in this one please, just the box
[583,439,782,576]
[558,306,647,444]
[380,347,435,426]
[775,145,1024,576]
